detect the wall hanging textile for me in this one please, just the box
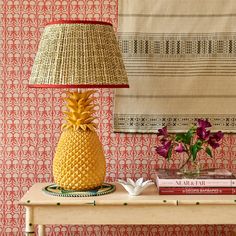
[114,0,236,133]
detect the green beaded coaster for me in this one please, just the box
[43,183,115,197]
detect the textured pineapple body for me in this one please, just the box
[53,129,106,190]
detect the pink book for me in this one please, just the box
[156,168,236,187]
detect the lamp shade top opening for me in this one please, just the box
[46,20,113,26]
[29,20,129,88]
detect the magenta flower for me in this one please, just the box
[197,119,211,140]
[213,131,224,142]
[208,137,220,149]
[197,119,212,129]
[196,127,210,140]
[175,143,185,153]
[208,131,224,149]
[155,140,171,158]
[157,126,168,138]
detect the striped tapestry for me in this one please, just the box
[113,0,236,133]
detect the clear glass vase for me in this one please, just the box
[179,160,200,178]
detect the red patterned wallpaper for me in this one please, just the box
[1,0,236,235]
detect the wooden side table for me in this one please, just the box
[19,183,236,236]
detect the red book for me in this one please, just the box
[158,187,236,195]
[156,168,236,187]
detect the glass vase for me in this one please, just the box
[179,160,200,178]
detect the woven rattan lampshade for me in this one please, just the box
[29,20,128,88]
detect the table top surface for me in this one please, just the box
[18,183,236,206]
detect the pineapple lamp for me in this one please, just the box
[29,20,128,192]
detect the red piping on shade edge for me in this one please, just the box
[28,84,129,89]
[46,20,113,27]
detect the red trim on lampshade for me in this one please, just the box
[46,20,113,26]
[28,84,129,88]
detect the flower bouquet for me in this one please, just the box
[155,119,224,176]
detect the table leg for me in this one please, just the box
[25,206,35,235]
[38,225,45,236]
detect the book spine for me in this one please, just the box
[156,178,236,187]
[159,187,236,195]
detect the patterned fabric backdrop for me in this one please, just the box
[0,0,236,235]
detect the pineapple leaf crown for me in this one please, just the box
[61,90,98,132]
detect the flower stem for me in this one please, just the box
[179,156,192,170]
[179,144,192,170]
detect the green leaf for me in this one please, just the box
[185,129,194,145]
[196,140,203,146]
[175,129,194,145]
[190,144,202,161]
[190,145,194,153]
[205,147,213,158]
[175,133,185,142]
[167,146,173,161]
[192,145,198,161]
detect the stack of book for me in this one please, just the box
[156,168,236,195]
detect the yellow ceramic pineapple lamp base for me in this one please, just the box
[53,90,106,190]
